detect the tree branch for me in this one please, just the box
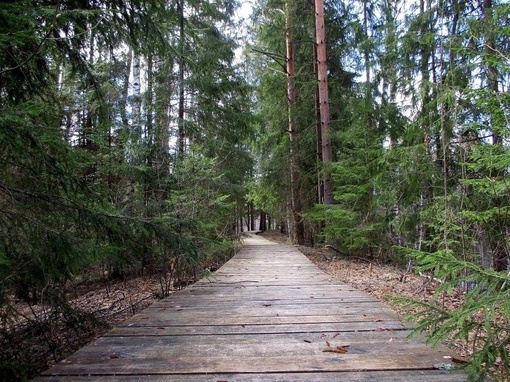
[250,46,287,73]
[0,2,61,75]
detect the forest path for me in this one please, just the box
[36,232,466,381]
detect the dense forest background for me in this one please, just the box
[1,0,509,380]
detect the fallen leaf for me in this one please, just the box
[451,356,468,365]
[109,353,120,359]
[332,333,339,338]
[326,340,331,347]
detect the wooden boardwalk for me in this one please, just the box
[36,233,467,381]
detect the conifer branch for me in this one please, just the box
[0,2,61,75]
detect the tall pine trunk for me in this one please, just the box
[177,0,186,156]
[315,0,333,205]
[285,0,304,244]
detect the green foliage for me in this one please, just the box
[172,149,237,237]
[395,249,510,381]
[313,91,395,256]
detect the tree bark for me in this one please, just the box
[132,51,142,146]
[315,0,333,205]
[120,49,132,132]
[249,202,255,231]
[177,0,186,156]
[313,40,324,204]
[286,0,304,245]
[259,211,267,232]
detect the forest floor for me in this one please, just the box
[3,230,475,381]
[1,275,164,380]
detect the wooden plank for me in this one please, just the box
[149,296,380,307]
[108,320,407,336]
[148,301,382,311]
[123,308,393,324]
[170,291,368,300]
[35,370,468,382]
[41,353,457,375]
[116,312,402,327]
[59,330,430,354]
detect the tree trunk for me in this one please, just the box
[154,57,172,204]
[146,54,154,146]
[259,211,267,232]
[250,202,255,230]
[177,0,186,156]
[132,51,142,143]
[315,0,333,205]
[239,202,244,233]
[313,40,324,204]
[285,0,304,244]
[120,49,132,132]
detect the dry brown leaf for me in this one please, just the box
[452,356,468,365]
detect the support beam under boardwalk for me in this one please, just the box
[36,233,467,381]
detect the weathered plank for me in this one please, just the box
[35,232,466,381]
[116,314,403,328]
[36,370,467,382]
[108,320,407,336]
[36,353,455,375]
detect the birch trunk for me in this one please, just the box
[132,51,142,143]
